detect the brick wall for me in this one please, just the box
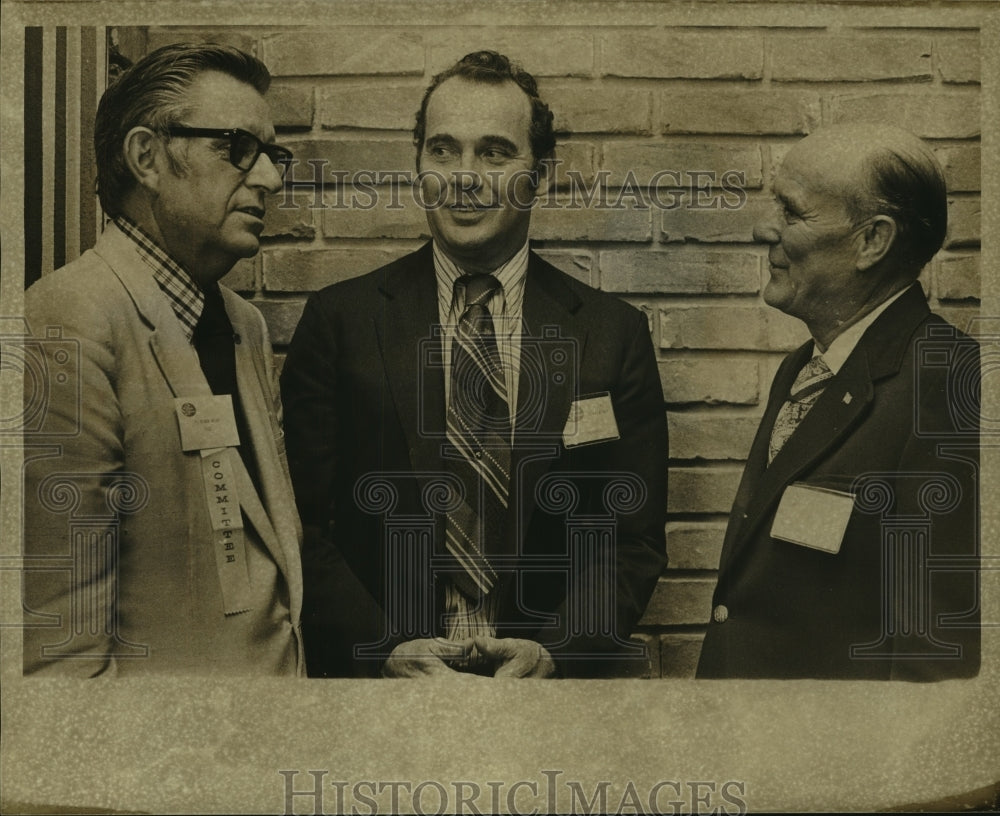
[125,22,981,678]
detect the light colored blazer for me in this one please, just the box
[22,222,304,677]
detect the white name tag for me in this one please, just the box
[175,395,241,452]
[771,482,855,554]
[563,392,621,448]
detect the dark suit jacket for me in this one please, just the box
[281,244,668,677]
[697,284,980,680]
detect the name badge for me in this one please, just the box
[771,482,855,554]
[175,395,241,452]
[563,392,621,448]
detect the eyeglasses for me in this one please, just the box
[165,126,294,177]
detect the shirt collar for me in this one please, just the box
[114,215,205,341]
[433,240,530,318]
[815,285,912,374]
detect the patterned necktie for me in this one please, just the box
[768,355,834,463]
[443,274,511,599]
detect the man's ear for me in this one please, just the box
[532,158,553,198]
[856,215,897,272]
[122,126,163,193]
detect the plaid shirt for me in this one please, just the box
[114,216,204,341]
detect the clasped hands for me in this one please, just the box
[382,636,556,678]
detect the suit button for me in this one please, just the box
[712,604,729,623]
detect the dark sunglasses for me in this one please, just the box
[165,126,294,177]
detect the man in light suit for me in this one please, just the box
[696,124,980,680]
[22,43,304,676]
[281,51,668,678]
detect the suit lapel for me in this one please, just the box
[374,245,447,476]
[374,247,584,550]
[96,224,210,399]
[718,285,931,576]
[98,223,300,598]
[518,253,583,440]
[732,354,874,553]
[224,288,302,599]
[510,253,584,540]
[230,448,290,579]
[716,343,811,574]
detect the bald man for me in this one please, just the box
[696,125,980,680]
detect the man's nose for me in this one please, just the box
[247,152,284,194]
[451,163,483,196]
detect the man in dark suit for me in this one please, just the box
[697,124,980,680]
[281,51,668,678]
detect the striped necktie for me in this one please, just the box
[443,274,511,599]
[768,355,834,463]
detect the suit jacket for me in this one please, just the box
[22,222,304,677]
[697,284,980,680]
[280,243,668,677]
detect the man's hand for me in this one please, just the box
[473,636,556,678]
[381,637,474,678]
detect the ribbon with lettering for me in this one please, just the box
[200,447,253,614]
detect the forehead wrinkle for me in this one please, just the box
[425,77,532,144]
[783,136,869,199]
[181,74,275,142]
[777,159,858,222]
[772,176,808,211]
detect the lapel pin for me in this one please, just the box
[842,392,853,405]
